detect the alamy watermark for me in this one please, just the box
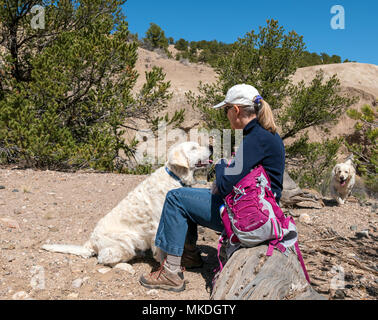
[331,5,345,30]
[31,5,45,30]
[134,121,244,175]
[30,265,45,290]
[330,265,345,290]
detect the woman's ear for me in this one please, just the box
[234,105,241,116]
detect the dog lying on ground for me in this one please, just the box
[330,158,356,205]
[42,141,211,266]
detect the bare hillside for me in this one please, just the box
[135,49,377,145]
[292,63,378,98]
[133,47,218,129]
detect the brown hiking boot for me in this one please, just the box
[139,260,186,292]
[181,246,204,269]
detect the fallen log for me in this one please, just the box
[281,171,323,208]
[211,245,326,300]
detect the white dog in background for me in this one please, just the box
[42,141,211,266]
[330,158,356,205]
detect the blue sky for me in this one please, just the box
[122,0,378,65]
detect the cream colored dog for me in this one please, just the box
[330,159,356,205]
[42,141,211,266]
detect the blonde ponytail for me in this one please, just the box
[256,100,277,134]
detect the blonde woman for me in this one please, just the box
[139,84,285,292]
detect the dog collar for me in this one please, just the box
[165,166,188,187]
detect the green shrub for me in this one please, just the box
[0,1,175,172]
[143,22,169,51]
[286,133,342,191]
[187,19,355,189]
[345,104,378,193]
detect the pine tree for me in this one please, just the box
[345,104,378,193]
[187,19,356,190]
[144,22,169,51]
[0,1,173,171]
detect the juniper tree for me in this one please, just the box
[187,19,356,189]
[345,104,378,193]
[0,0,176,171]
[143,22,169,51]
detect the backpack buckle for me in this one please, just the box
[233,185,246,203]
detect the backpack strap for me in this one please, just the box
[216,234,225,272]
[267,216,311,284]
[294,241,311,283]
[212,233,226,288]
[266,239,286,256]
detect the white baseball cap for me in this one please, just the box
[212,84,260,109]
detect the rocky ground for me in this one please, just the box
[0,167,377,300]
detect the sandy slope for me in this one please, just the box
[291,62,378,98]
[134,49,377,144]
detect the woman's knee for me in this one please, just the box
[165,189,181,204]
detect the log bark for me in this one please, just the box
[211,245,326,300]
[281,171,323,208]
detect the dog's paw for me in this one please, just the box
[336,198,345,205]
[97,247,124,266]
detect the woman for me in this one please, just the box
[139,84,285,292]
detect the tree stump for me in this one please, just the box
[211,245,326,300]
[281,171,323,208]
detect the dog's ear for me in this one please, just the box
[333,164,340,175]
[170,150,189,169]
[349,164,356,175]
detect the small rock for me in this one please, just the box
[12,291,30,300]
[0,218,21,231]
[72,278,83,288]
[12,189,19,193]
[355,230,369,239]
[296,200,323,209]
[288,210,300,218]
[350,225,358,231]
[13,209,22,215]
[114,263,135,275]
[48,226,59,232]
[97,267,111,274]
[299,213,311,224]
[332,289,346,299]
[146,289,158,296]
[67,292,79,299]
[0,185,5,189]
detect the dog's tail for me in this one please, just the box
[345,154,354,165]
[41,244,95,258]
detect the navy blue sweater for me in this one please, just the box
[215,118,285,202]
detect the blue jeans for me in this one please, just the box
[155,188,224,256]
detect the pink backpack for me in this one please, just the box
[216,165,310,283]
